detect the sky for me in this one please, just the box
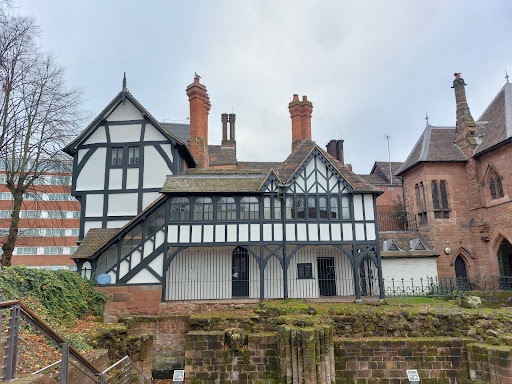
[13,1,512,174]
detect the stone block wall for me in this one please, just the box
[467,343,512,384]
[184,331,279,383]
[98,284,162,321]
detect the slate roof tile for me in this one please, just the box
[72,228,119,259]
[379,231,439,258]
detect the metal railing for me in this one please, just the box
[383,275,512,297]
[0,298,150,383]
[377,212,418,232]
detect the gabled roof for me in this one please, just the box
[72,228,119,260]
[396,125,468,175]
[63,90,195,167]
[379,231,439,258]
[276,139,382,193]
[371,162,403,184]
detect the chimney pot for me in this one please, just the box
[302,95,307,101]
[221,113,228,142]
[293,94,299,101]
[454,73,461,79]
[229,113,236,141]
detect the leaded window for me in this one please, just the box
[240,197,259,220]
[193,197,214,220]
[274,198,282,220]
[285,197,293,219]
[318,197,327,219]
[341,196,350,219]
[330,197,339,219]
[111,147,123,167]
[296,197,305,219]
[431,180,449,219]
[415,182,427,224]
[170,197,190,221]
[308,197,316,218]
[96,245,118,275]
[217,197,236,220]
[297,263,313,279]
[128,146,139,165]
[145,204,166,237]
[264,197,272,219]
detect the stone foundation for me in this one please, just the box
[468,343,512,384]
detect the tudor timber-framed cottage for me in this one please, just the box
[68,75,385,303]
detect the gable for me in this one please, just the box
[106,99,143,121]
[286,151,351,194]
[260,171,281,193]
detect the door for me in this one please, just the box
[317,257,337,296]
[454,256,470,291]
[498,239,512,290]
[232,247,249,297]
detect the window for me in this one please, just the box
[297,263,313,279]
[264,197,271,219]
[308,197,316,219]
[415,182,427,224]
[274,198,281,220]
[330,197,338,219]
[217,197,236,220]
[17,247,37,255]
[145,204,166,237]
[318,197,327,219]
[170,197,190,220]
[341,196,350,219]
[193,197,213,220]
[431,180,450,219]
[285,197,293,219]
[111,147,123,166]
[43,247,64,255]
[490,175,504,200]
[128,146,139,165]
[296,197,305,219]
[240,197,259,220]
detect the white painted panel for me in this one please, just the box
[107,100,142,121]
[126,168,139,189]
[203,225,214,243]
[239,224,249,242]
[249,255,260,299]
[319,224,330,241]
[297,224,307,241]
[354,194,364,220]
[342,223,353,241]
[191,225,202,242]
[155,230,165,248]
[215,225,225,242]
[355,223,365,240]
[334,249,355,296]
[85,194,104,217]
[127,268,160,284]
[108,271,117,284]
[250,224,260,242]
[308,224,319,241]
[274,224,283,241]
[148,253,163,278]
[160,144,173,163]
[84,221,102,235]
[286,224,296,241]
[76,148,106,191]
[227,224,237,242]
[106,220,129,228]
[143,192,160,209]
[363,194,375,220]
[331,224,342,241]
[381,258,438,290]
[179,225,190,243]
[168,225,178,243]
[264,256,283,299]
[131,250,141,269]
[119,260,129,279]
[78,149,89,164]
[109,124,141,143]
[288,248,319,298]
[329,175,340,193]
[263,224,272,241]
[143,239,154,257]
[83,126,106,145]
[143,145,170,188]
[144,124,167,141]
[109,169,123,189]
[295,176,305,192]
[366,223,376,241]
[108,193,137,216]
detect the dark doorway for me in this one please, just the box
[498,238,512,290]
[318,257,337,296]
[359,255,376,296]
[232,247,249,297]
[454,255,470,291]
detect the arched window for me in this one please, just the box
[217,197,236,220]
[193,197,213,220]
[170,197,190,221]
[240,197,259,220]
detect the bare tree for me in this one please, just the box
[0,10,82,266]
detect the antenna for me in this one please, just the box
[384,134,392,184]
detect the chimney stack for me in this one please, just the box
[186,75,210,168]
[221,113,236,149]
[221,113,228,142]
[452,73,477,154]
[326,139,344,164]
[289,94,313,152]
[229,113,236,141]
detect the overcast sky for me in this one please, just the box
[14,1,512,174]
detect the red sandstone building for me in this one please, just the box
[397,73,512,283]
[0,162,80,270]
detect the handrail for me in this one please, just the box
[0,299,101,375]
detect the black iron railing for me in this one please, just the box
[377,212,418,232]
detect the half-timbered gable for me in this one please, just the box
[63,79,195,239]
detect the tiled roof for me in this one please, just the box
[397,125,468,175]
[208,145,237,166]
[275,139,381,193]
[372,161,404,184]
[72,228,119,260]
[238,162,282,170]
[160,122,190,143]
[161,174,267,193]
[358,174,388,185]
[474,83,512,155]
[379,231,439,258]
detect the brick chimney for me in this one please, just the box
[452,73,477,155]
[289,94,313,151]
[186,75,210,168]
[221,113,236,149]
[221,113,228,142]
[326,139,344,164]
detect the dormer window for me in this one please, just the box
[383,239,400,252]
[410,238,427,251]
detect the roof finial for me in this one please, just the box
[194,72,201,80]
[425,110,429,126]
[506,69,510,83]
[122,72,127,92]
